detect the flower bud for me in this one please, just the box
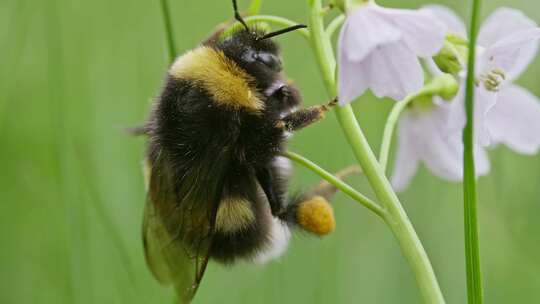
[433,35,468,76]
[432,74,459,100]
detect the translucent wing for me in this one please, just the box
[143,156,221,303]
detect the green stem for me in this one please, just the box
[223,15,311,40]
[283,151,384,218]
[307,0,445,302]
[159,0,177,63]
[325,15,345,40]
[379,74,458,173]
[379,95,413,173]
[463,0,483,302]
[335,107,445,303]
[247,0,263,15]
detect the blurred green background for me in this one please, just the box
[2,0,540,303]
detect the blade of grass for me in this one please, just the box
[159,0,177,63]
[463,0,483,302]
[73,143,140,297]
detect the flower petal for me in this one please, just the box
[478,7,538,47]
[337,52,369,104]
[480,28,540,81]
[393,102,491,190]
[363,42,424,100]
[391,112,420,191]
[341,4,402,62]
[442,81,498,147]
[421,5,467,38]
[486,84,540,154]
[475,145,491,177]
[374,4,446,57]
[416,107,464,181]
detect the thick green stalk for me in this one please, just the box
[283,151,384,217]
[307,0,445,302]
[335,106,445,303]
[463,0,483,302]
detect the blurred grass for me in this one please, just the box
[1,0,540,303]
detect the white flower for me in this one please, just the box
[429,6,540,151]
[337,2,446,103]
[392,7,540,191]
[391,93,491,191]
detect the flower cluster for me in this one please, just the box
[337,3,540,191]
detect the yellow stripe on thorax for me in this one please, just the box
[169,46,264,111]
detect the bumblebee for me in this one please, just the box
[139,1,347,302]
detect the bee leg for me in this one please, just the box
[277,97,338,132]
[306,165,361,201]
[256,165,285,216]
[279,165,360,236]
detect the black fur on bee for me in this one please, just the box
[139,2,341,301]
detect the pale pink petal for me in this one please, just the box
[486,84,540,154]
[416,107,464,181]
[374,5,446,57]
[338,52,369,104]
[474,87,498,146]
[480,28,540,81]
[341,5,402,62]
[475,145,491,177]
[421,5,467,38]
[478,7,538,47]
[391,112,420,192]
[363,42,424,100]
[440,82,497,146]
[392,102,491,189]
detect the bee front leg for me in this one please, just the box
[277,97,338,132]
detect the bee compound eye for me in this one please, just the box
[255,52,282,71]
[241,49,258,63]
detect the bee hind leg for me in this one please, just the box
[278,165,360,236]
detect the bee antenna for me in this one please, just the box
[257,24,308,40]
[232,0,250,31]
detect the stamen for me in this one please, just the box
[478,68,506,92]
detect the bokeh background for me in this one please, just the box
[2,0,540,303]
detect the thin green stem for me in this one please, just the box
[283,151,385,218]
[159,0,177,63]
[463,0,484,302]
[307,0,445,302]
[379,74,458,173]
[379,95,413,173]
[247,0,263,15]
[325,15,345,40]
[223,15,311,40]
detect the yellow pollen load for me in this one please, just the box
[296,196,336,236]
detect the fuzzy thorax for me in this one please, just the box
[169,46,264,111]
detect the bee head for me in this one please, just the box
[217,29,283,90]
[217,0,307,91]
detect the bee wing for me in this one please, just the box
[143,159,219,303]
